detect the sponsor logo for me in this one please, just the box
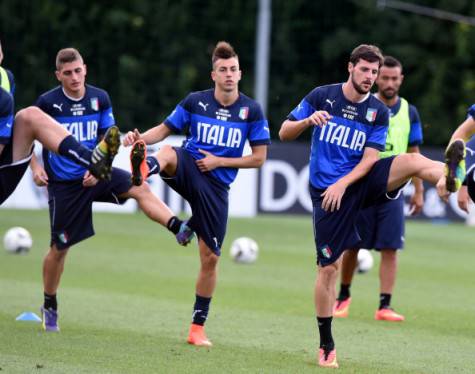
[53,103,63,112]
[198,101,209,111]
[325,99,335,108]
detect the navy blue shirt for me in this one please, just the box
[165,89,270,186]
[35,84,115,181]
[0,87,14,145]
[288,83,390,189]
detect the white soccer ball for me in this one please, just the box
[357,249,374,273]
[230,237,259,264]
[3,227,33,254]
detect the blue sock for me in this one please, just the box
[146,156,160,176]
[192,294,211,326]
[58,135,92,168]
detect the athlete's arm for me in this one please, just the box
[29,154,48,186]
[407,145,424,215]
[195,145,267,172]
[279,111,332,141]
[457,185,470,213]
[123,123,172,146]
[0,143,4,157]
[450,116,475,143]
[321,147,380,212]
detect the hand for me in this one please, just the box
[306,111,332,127]
[409,191,424,216]
[32,166,48,186]
[82,171,98,187]
[321,180,347,212]
[123,128,141,146]
[195,149,222,172]
[436,176,450,203]
[457,185,470,213]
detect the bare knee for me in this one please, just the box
[15,106,43,127]
[46,245,69,262]
[200,250,219,272]
[124,182,152,200]
[380,249,397,263]
[157,145,177,172]
[318,261,339,281]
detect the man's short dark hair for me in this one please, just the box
[212,41,238,67]
[349,44,384,67]
[382,55,403,72]
[56,48,83,70]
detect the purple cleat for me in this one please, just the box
[41,306,59,332]
[176,221,195,246]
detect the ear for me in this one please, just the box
[83,64,87,77]
[55,70,61,82]
[348,62,354,74]
[400,73,404,84]
[211,70,216,82]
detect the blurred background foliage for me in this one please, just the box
[1,0,475,145]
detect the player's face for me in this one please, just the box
[349,59,379,95]
[55,60,87,97]
[211,57,241,93]
[376,65,403,100]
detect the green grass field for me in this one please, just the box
[0,209,474,373]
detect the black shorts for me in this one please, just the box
[311,156,405,266]
[0,142,33,204]
[356,193,405,251]
[48,167,132,249]
[467,167,475,202]
[161,147,229,256]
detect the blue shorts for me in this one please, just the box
[161,147,228,256]
[311,156,403,266]
[47,167,132,249]
[355,193,405,251]
[0,142,33,204]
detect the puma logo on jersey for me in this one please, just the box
[198,101,209,111]
[53,103,63,112]
[325,99,335,108]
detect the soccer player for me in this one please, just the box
[334,56,424,322]
[444,105,475,208]
[33,48,194,332]
[123,41,270,346]
[0,40,15,95]
[279,44,458,368]
[0,89,117,205]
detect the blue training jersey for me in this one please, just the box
[0,87,14,146]
[35,84,115,181]
[164,88,270,186]
[288,83,390,189]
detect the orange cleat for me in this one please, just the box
[374,308,405,322]
[318,348,339,369]
[333,297,351,318]
[130,140,149,186]
[187,324,212,347]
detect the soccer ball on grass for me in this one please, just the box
[230,237,259,264]
[3,227,33,254]
[357,249,374,273]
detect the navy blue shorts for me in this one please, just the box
[311,156,403,266]
[356,193,405,251]
[47,167,132,249]
[467,168,475,202]
[161,147,228,256]
[0,142,33,204]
